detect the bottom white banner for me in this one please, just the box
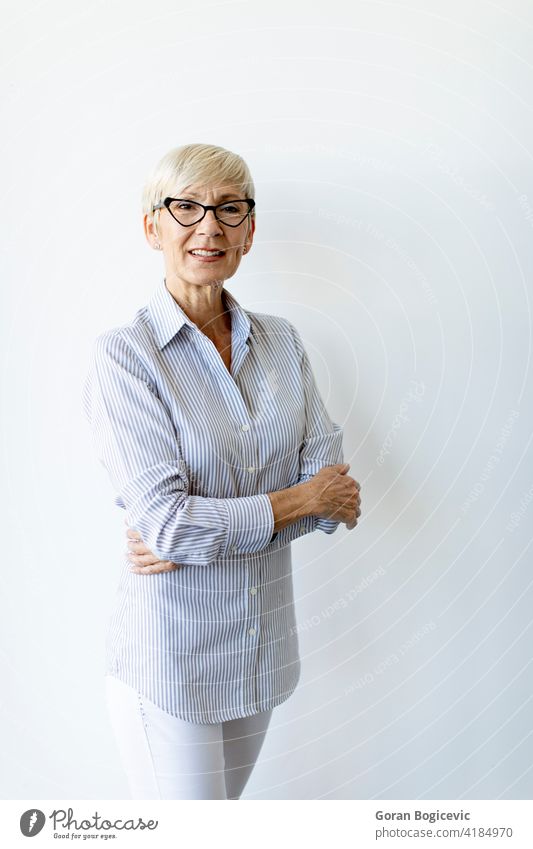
[1,799,532,848]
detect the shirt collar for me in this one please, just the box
[147,277,252,351]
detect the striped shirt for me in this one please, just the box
[82,277,344,724]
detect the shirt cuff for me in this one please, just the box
[315,517,341,534]
[223,493,275,556]
[268,514,318,550]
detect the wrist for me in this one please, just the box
[267,481,317,533]
[297,478,321,517]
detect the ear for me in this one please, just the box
[143,212,160,250]
[244,216,255,252]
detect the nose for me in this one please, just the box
[197,208,224,236]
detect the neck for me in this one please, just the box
[164,276,231,338]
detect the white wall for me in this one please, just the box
[1,0,532,800]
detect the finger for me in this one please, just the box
[132,559,181,569]
[126,528,142,541]
[131,565,166,574]
[130,562,181,575]
[127,539,151,555]
[127,552,160,566]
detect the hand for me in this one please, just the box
[125,520,184,575]
[308,463,361,529]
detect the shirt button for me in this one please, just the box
[248,627,256,635]
[249,587,257,595]
[241,423,250,432]
[230,545,238,553]
[299,523,306,535]
[247,466,255,474]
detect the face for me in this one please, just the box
[144,183,255,292]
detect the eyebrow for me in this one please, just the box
[179,189,241,200]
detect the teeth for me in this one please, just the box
[191,249,224,256]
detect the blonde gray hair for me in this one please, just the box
[141,143,256,239]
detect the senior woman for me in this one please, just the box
[83,143,361,800]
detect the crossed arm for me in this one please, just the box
[84,322,359,575]
[126,463,361,574]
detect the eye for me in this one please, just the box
[176,202,194,210]
[219,203,239,213]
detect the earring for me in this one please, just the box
[243,247,247,254]
[154,242,161,250]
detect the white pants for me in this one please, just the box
[105,675,273,800]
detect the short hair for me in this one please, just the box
[141,143,256,239]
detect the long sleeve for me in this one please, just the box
[82,331,274,565]
[272,321,344,545]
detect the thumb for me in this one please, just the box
[336,463,350,473]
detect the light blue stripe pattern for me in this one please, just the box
[82,278,344,723]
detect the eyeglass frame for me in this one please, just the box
[152,197,255,228]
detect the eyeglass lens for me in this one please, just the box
[168,200,250,226]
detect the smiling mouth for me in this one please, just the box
[189,249,226,257]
